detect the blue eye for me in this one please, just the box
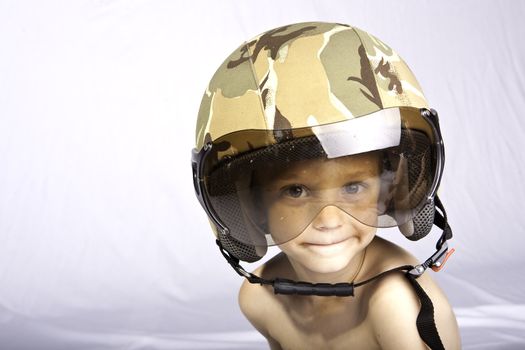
[343,183,363,194]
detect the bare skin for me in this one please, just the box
[239,154,461,349]
[239,237,461,350]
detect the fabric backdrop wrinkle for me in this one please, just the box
[1,1,524,349]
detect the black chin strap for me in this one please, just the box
[401,196,451,350]
[217,195,454,350]
[406,273,445,350]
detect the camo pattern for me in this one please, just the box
[195,22,428,153]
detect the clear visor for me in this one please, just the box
[201,107,438,246]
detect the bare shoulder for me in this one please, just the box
[365,237,461,350]
[238,252,290,319]
[238,263,273,332]
[238,253,289,350]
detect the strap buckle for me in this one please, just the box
[431,244,455,272]
[409,242,455,277]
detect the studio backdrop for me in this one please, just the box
[1,1,524,349]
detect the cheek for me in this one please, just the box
[342,214,378,247]
[267,204,304,243]
[360,182,382,225]
[359,224,377,245]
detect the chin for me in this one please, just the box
[301,255,355,275]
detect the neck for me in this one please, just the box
[284,249,367,310]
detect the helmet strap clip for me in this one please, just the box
[215,239,272,285]
[408,195,455,277]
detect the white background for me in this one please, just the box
[1,1,524,349]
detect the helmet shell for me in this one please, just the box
[195,21,428,152]
[194,22,434,260]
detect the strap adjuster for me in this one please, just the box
[431,246,455,272]
[409,242,455,277]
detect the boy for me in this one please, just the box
[192,22,460,349]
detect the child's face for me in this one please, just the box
[259,152,381,274]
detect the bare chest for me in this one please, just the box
[267,297,380,350]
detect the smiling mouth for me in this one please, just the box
[304,237,352,246]
[301,237,354,255]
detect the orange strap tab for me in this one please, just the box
[431,248,455,272]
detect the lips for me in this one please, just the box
[302,236,356,249]
[303,237,350,246]
[301,237,353,256]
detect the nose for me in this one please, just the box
[312,205,346,231]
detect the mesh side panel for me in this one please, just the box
[208,179,266,260]
[212,189,254,244]
[407,200,435,241]
[403,130,435,240]
[218,232,261,262]
[405,130,433,207]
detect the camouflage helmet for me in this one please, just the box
[193,22,443,262]
[196,21,428,151]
